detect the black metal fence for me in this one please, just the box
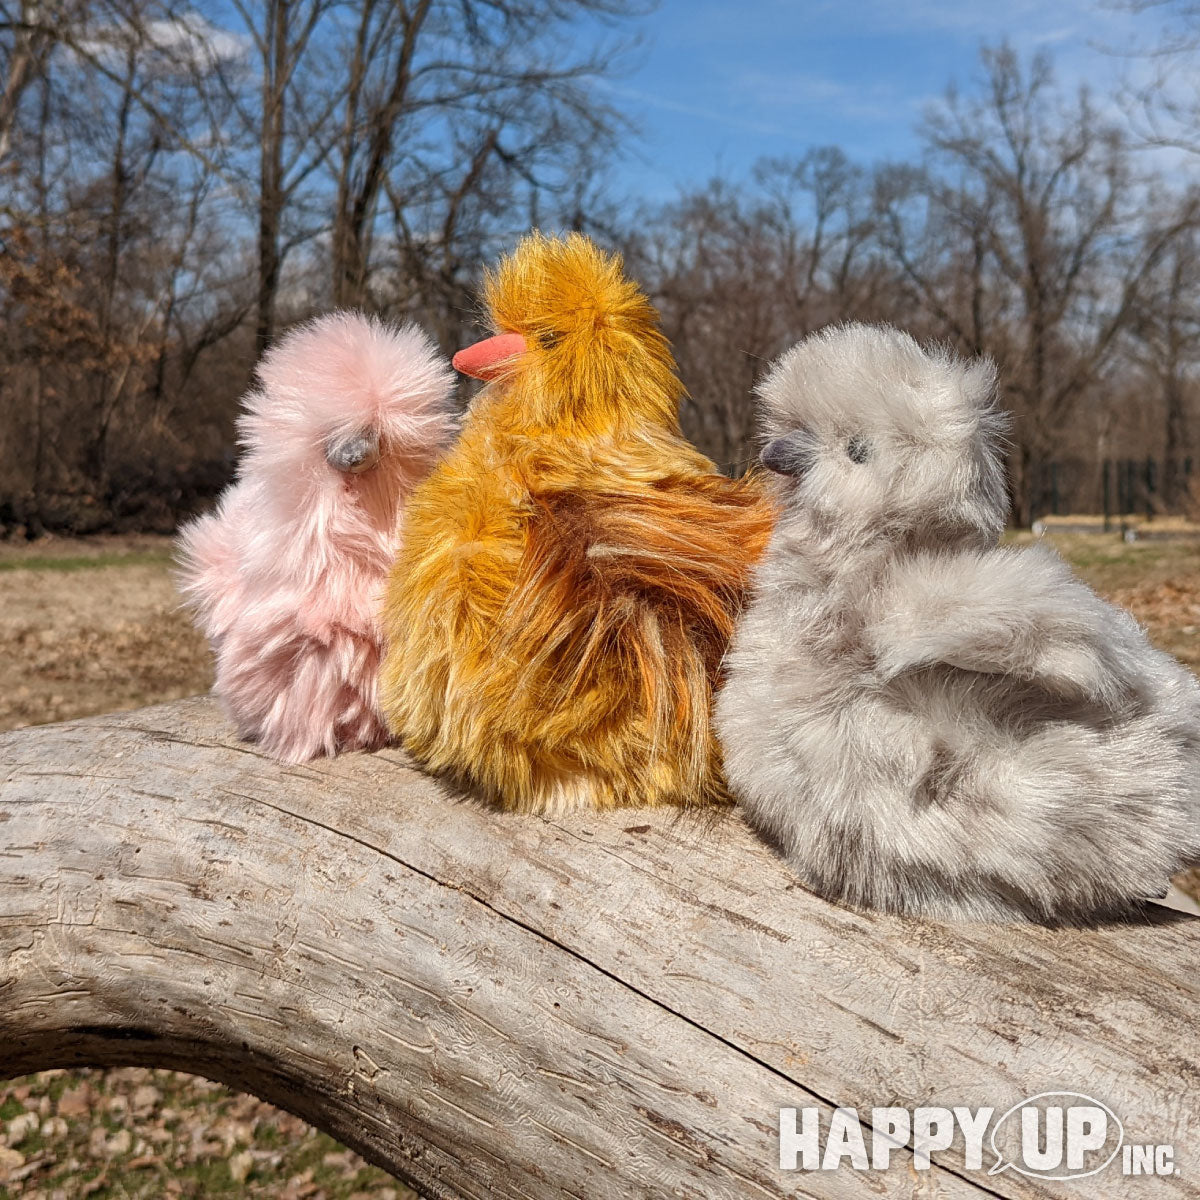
[1027,458,1195,527]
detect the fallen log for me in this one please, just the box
[1,698,1198,1198]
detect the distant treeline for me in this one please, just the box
[2,3,1200,532]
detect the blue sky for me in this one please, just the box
[595,0,1166,196]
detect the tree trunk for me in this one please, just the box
[330,0,432,309]
[255,0,289,353]
[1164,368,1187,510]
[3,698,1199,1198]
[88,45,137,498]
[1007,440,1033,529]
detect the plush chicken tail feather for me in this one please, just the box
[488,473,775,808]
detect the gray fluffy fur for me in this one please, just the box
[715,323,1200,923]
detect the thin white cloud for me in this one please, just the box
[726,67,917,125]
[144,13,248,64]
[1032,26,1081,47]
[72,10,248,74]
[594,79,800,137]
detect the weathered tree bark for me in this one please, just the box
[2,698,1199,1198]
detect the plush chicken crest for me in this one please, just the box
[716,322,1200,923]
[379,232,775,813]
[177,312,456,763]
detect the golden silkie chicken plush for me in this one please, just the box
[379,233,775,813]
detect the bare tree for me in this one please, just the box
[630,151,889,471]
[753,149,882,326]
[876,44,1193,522]
[0,0,255,530]
[16,11,1200,535]
[1114,1,1200,157]
[1126,220,1200,504]
[205,0,337,351]
[0,0,650,533]
[628,182,786,470]
[326,0,638,317]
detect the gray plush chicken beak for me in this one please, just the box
[760,430,816,477]
[325,430,381,474]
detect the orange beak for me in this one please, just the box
[452,332,528,380]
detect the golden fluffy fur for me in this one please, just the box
[379,233,775,813]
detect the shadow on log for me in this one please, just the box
[2,698,1199,1198]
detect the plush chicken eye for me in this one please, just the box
[846,435,870,464]
[537,330,563,350]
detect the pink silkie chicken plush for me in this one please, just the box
[177,311,456,762]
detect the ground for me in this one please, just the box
[0,537,210,734]
[0,1071,404,1199]
[1,529,1198,1198]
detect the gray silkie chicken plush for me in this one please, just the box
[715,323,1200,923]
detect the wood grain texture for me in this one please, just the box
[1,698,1198,1199]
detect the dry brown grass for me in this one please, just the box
[0,562,212,732]
[0,535,213,732]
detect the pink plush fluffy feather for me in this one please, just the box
[177,311,457,762]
